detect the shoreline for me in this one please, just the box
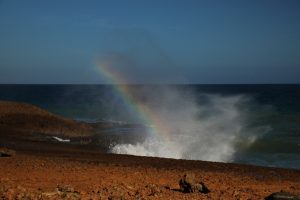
[0,100,300,199]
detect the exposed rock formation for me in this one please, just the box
[0,147,16,157]
[0,101,93,138]
[179,173,210,193]
[265,192,300,200]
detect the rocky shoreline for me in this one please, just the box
[0,101,300,199]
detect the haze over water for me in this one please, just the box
[1,84,299,170]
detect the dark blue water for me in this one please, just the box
[0,84,299,169]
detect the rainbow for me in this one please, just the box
[95,59,171,140]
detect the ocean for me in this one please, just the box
[0,84,299,170]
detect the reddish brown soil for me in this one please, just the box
[0,147,300,200]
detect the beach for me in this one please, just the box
[0,100,300,199]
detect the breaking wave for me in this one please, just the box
[110,87,269,162]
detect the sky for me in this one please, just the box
[0,0,299,84]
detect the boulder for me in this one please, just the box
[0,147,16,157]
[43,185,81,199]
[265,192,300,200]
[179,173,210,193]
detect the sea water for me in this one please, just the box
[0,84,299,170]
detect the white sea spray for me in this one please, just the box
[110,87,268,162]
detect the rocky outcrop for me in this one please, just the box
[0,101,93,138]
[0,147,16,157]
[265,192,300,200]
[179,173,210,193]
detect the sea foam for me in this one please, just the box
[110,87,266,162]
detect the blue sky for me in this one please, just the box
[0,0,299,84]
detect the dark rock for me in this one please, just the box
[179,173,210,193]
[0,147,16,157]
[265,192,300,200]
[56,184,75,193]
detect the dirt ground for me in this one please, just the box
[0,147,299,200]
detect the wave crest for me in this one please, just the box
[110,87,267,162]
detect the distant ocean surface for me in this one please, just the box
[0,84,300,170]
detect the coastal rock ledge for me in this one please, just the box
[265,192,300,200]
[0,147,16,157]
[0,101,93,138]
